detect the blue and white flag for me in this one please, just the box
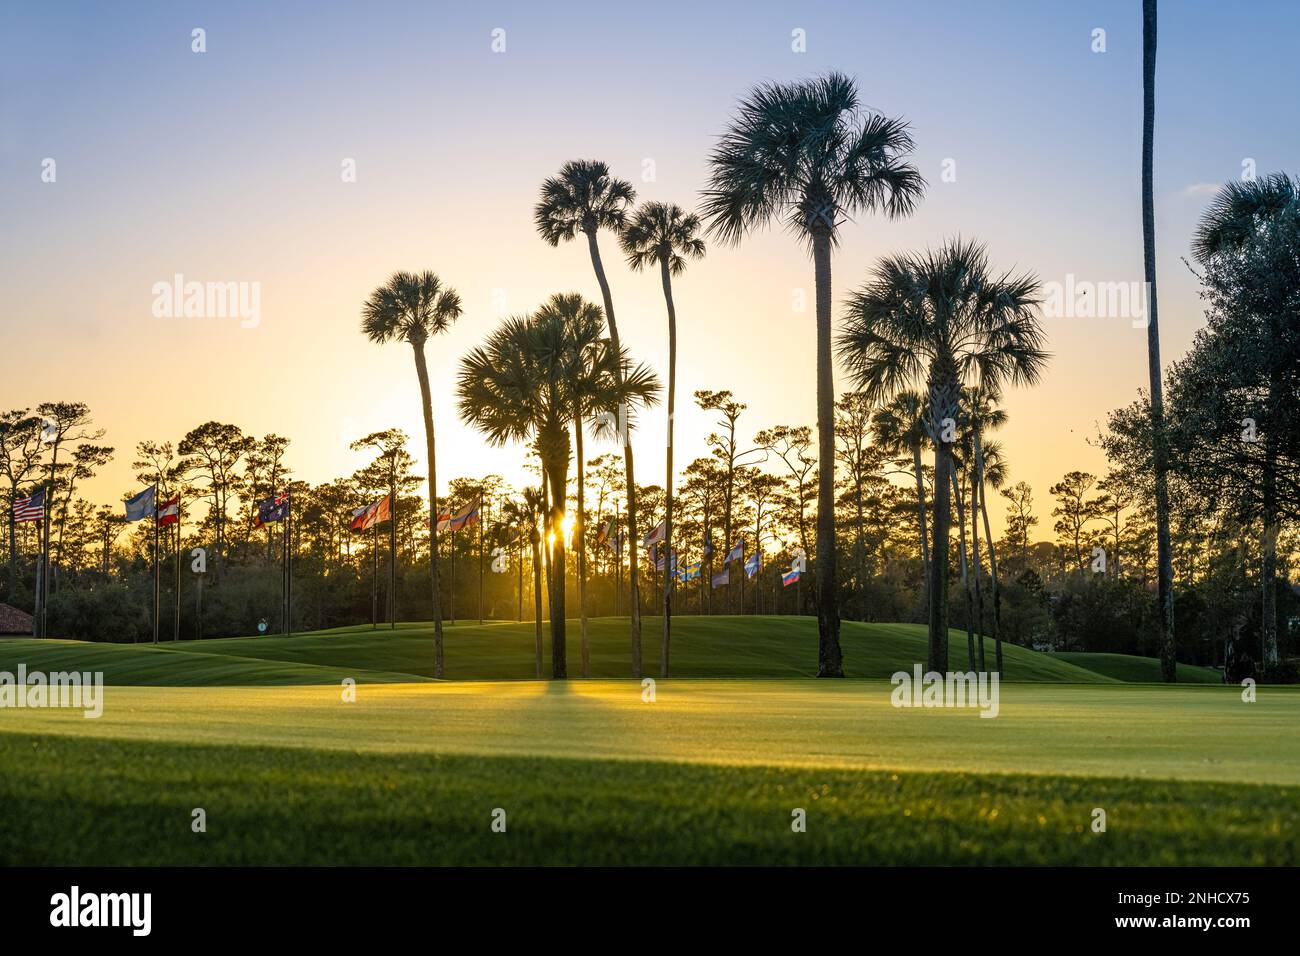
[124,486,157,522]
[726,538,745,563]
[744,552,760,579]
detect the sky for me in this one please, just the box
[2,0,1298,537]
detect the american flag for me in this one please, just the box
[13,489,45,523]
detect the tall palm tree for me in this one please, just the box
[701,72,924,677]
[975,438,1009,674]
[1191,172,1300,668]
[839,238,1047,672]
[534,160,647,676]
[538,293,607,677]
[361,271,461,677]
[619,201,706,678]
[458,305,659,677]
[1142,0,1177,682]
[872,391,931,603]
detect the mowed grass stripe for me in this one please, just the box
[2,731,1294,865]
[2,680,1295,786]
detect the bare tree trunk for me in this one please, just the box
[1143,0,1177,682]
[952,468,977,672]
[912,444,930,614]
[968,469,987,671]
[412,342,445,676]
[547,459,568,679]
[975,435,1005,676]
[660,257,677,678]
[585,228,641,677]
[812,232,843,676]
[575,418,589,677]
[532,539,543,678]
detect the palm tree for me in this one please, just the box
[619,201,706,678]
[361,271,461,677]
[701,72,924,677]
[1191,172,1300,668]
[534,160,647,676]
[1142,0,1177,682]
[538,293,607,677]
[975,438,1009,674]
[458,304,659,678]
[872,391,931,605]
[839,238,1047,672]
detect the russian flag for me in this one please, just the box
[782,567,800,588]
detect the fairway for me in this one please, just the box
[1,617,1297,865]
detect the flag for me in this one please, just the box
[349,505,369,531]
[605,531,623,558]
[157,496,180,527]
[124,486,157,522]
[677,561,701,583]
[12,489,44,523]
[595,517,615,548]
[254,491,290,528]
[435,509,453,532]
[13,490,44,523]
[449,498,480,532]
[654,547,677,574]
[782,567,801,588]
[711,567,729,588]
[744,551,760,579]
[643,518,666,548]
[702,530,714,559]
[361,494,391,531]
[726,538,745,563]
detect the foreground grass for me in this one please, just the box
[1056,652,1222,684]
[1,679,1297,864]
[3,730,1294,866]
[153,616,1116,683]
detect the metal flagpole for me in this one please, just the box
[152,483,159,645]
[286,490,293,637]
[478,495,485,625]
[371,520,378,629]
[388,490,396,630]
[173,498,181,641]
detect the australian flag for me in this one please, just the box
[255,491,290,528]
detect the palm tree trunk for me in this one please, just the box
[952,468,977,671]
[532,539,543,678]
[575,417,589,677]
[660,256,677,678]
[411,341,445,677]
[811,232,843,677]
[546,459,568,679]
[1143,0,1177,682]
[911,443,930,611]
[585,227,642,677]
[969,468,987,671]
[974,434,1005,675]
[927,370,959,674]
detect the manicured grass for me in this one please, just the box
[0,637,427,686]
[157,616,1116,684]
[1055,651,1222,684]
[1,680,1296,865]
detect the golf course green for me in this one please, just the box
[0,616,1294,866]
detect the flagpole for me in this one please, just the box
[174,498,181,641]
[286,490,293,638]
[152,483,159,645]
[388,490,396,630]
[371,521,378,630]
[478,495,485,626]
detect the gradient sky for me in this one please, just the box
[2,1,1298,537]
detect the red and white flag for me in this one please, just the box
[156,496,180,527]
